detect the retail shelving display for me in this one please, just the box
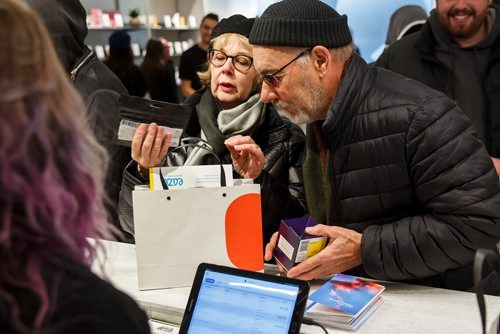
[81,0,202,63]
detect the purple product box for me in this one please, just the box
[273,216,327,271]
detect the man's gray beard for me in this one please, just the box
[274,102,313,124]
[273,77,327,125]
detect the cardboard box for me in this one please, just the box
[274,216,327,271]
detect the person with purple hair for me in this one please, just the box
[0,1,149,333]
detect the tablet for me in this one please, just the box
[179,263,310,334]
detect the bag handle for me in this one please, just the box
[159,137,227,189]
[474,248,500,334]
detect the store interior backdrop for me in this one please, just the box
[205,0,435,63]
[81,0,435,63]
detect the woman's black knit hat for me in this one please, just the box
[211,14,255,39]
[249,0,352,48]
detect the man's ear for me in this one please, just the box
[310,46,331,78]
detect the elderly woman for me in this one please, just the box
[0,1,149,333]
[118,15,306,246]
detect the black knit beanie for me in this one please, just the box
[249,0,352,48]
[109,31,131,51]
[211,14,255,39]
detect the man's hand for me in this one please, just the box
[225,135,265,179]
[131,123,171,174]
[264,231,287,272]
[287,225,363,280]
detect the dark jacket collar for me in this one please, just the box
[323,53,374,149]
[415,18,438,58]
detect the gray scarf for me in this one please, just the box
[185,93,265,165]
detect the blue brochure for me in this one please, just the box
[308,274,384,317]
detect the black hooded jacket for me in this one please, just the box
[376,5,500,157]
[26,0,88,72]
[27,0,130,227]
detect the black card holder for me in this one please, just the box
[116,95,193,147]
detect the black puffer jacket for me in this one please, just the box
[375,5,500,157]
[118,88,306,245]
[322,54,500,290]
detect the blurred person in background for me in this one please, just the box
[141,37,179,103]
[0,1,150,332]
[376,0,500,178]
[179,13,219,97]
[104,30,148,98]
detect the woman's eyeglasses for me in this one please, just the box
[208,49,253,73]
[260,48,311,87]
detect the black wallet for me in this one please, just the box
[116,95,192,147]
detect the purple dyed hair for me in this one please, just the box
[0,1,113,332]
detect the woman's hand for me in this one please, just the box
[225,135,266,179]
[131,123,171,175]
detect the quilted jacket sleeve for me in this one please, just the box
[362,94,500,280]
[256,123,307,244]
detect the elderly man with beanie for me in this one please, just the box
[251,0,500,294]
[25,0,132,234]
[119,14,306,247]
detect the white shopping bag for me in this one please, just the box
[133,183,264,290]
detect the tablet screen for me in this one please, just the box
[180,263,309,334]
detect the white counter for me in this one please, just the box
[92,239,500,334]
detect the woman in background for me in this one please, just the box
[140,38,179,103]
[104,30,148,97]
[0,1,149,333]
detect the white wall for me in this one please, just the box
[202,0,277,18]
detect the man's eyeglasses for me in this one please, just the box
[208,49,254,73]
[260,48,311,87]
